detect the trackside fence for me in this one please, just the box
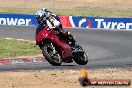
[0,14,132,30]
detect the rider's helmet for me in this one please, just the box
[41,8,52,17]
[35,10,46,24]
[41,8,48,12]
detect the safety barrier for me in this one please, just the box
[59,16,132,30]
[0,14,132,30]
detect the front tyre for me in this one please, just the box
[42,43,62,66]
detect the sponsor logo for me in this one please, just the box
[79,18,91,28]
[95,19,132,29]
[0,18,31,26]
[79,68,131,86]
[69,16,92,28]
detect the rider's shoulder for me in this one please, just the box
[37,24,44,29]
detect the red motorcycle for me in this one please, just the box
[35,17,88,66]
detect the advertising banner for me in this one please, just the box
[0,14,37,26]
[63,16,132,30]
[0,14,132,30]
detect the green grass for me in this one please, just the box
[0,7,132,17]
[0,39,41,58]
[54,7,132,17]
[0,7,37,14]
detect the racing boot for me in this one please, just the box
[71,40,83,53]
[72,44,79,53]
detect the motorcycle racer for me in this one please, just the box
[35,8,78,52]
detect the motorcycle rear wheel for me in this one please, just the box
[42,43,62,66]
[73,51,88,65]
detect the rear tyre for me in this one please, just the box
[42,43,62,66]
[73,51,88,65]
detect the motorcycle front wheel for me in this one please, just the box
[42,43,62,66]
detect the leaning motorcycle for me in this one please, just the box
[35,16,88,66]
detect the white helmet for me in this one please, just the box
[41,8,48,12]
[36,10,46,19]
[35,10,46,24]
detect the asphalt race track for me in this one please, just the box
[0,25,132,71]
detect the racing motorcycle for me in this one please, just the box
[35,16,88,66]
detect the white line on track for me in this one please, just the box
[4,37,35,43]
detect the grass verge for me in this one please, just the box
[0,7,37,14]
[0,38,41,58]
[0,7,132,17]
